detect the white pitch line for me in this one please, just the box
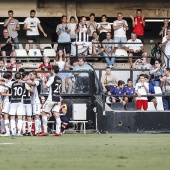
[0,143,14,145]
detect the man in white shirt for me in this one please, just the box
[161,27,170,67]
[113,12,129,49]
[23,9,47,49]
[135,74,149,110]
[86,13,97,41]
[125,32,144,68]
[97,15,111,42]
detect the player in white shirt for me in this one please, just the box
[0,72,30,136]
[23,9,47,49]
[0,72,13,136]
[21,72,33,136]
[24,71,41,136]
[41,65,62,136]
[135,74,149,110]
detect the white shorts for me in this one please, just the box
[43,100,60,113]
[2,101,10,114]
[9,102,24,116]
[23,104,32,116]
[32,103,41,115]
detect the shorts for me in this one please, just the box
[147,96,156,102]
[129,51,143,57]
[57,43,71,54]
[136,100,148,110]
[2,101,10,114]
[27,35,40,43]
[114,37,127,47]
[124,97,133,102]
[1,50,13,56]
[43,100,60,113]
[9,102,24,116]
[23,104,32,116]
[32,103,41,115]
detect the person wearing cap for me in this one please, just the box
[132,52,152,69]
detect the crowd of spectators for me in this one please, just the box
[0,8,170,111]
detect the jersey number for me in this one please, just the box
[13,87,23,96]
[54,84,61,94]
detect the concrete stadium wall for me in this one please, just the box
[0,0,170,18]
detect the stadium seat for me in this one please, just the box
[19,44,24,49]
[15,49,28,56]
[43,49,56,57]
[115,49,128,57]
[147,102,156,111]
[40,44,52,51]
[111,103,125,110]
[28,49,42,57]
[126,102,137,111]
[25,44,37,51]
[154,86,164,111]
[53,44,58,51]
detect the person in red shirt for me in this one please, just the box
[130,9,145,43]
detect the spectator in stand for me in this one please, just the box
[36,56,52,72]
[59,63,73,94]
[130,9,145,43]
[67,11,78,42]
[159,19,169,39]
[102,32,115,68]
[92,31,104,57]
[23,9,47,49]
[150,59,164,87]
[160,68,170,110]
[0,29,16,65]
[86,13,97,42]
[4,10,20,49]
[0,60,7,77]
[132,55,152,69]
[144,74,157,109]
[71,16,92,56]
[161,27,170,68]
[113,12,129,49]
[73,57,93,93]
[7,58,17,71]
[125,32,144,68]
[135,74,149,110]
[97,15,111,42]
[101,66,118,94]
[109,80,126,107]
[54,49,66,71]
[123,78,136,104]
[56,15,71,63]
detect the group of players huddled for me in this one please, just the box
[0,65,69,137]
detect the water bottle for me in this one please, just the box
[34,51,37,56]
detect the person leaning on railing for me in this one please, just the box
[149,59,164,87]
[101,66,118,94]
[160,68,170,110]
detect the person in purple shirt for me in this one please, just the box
[109,80,126,106]
[124,78,136,104]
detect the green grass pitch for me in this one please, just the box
[0,134,170,170]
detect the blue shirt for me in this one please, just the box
[123,86,135,96]
[149,83,155,94]
[110,87,124,99]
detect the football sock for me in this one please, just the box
[61,122,68,132]
[39,119,42,133]
[56,117,61,134]
[17,119,22,135]
[4,119,10,134]
[22,120,26,134]
[28,120,32,133]
[42,116,47,133]
[35,118,39,134]
[10,119,16,135]
[0,118,5,133]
